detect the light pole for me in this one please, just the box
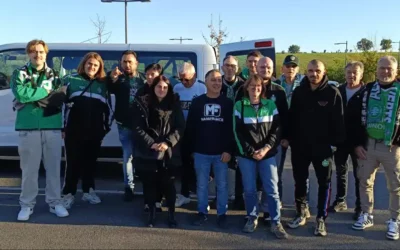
[334,41,348,67]
[393,41,400,70]
[169,37,193,44]
[101,0,151,44]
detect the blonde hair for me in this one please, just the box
[26,39,49,54]
[77,52,106,81]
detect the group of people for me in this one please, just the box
[10,39,400,241]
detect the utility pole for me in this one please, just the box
[169,37,193,44]
[334,41,348,67]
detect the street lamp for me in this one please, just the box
[334,41,348,67]
[101,0,151,44]
[169,37,193,44]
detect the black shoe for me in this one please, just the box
[148,206,156,228]
[263,212,271,226]
[353,208,362,221]
[217,214,227,229]
[328,200,347,212]
[168,210,177,228]
[123,187,134,202]
[193,213,208,226]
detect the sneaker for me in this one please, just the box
[263,212,271,226]
[144,204,150,213]
[279,201,283,210]
[82,188,101,204]
[314,218,327,237]
[243,216,258,233]
[155,202,162,213]
[193,213,208,226]
[62,193,75,210]
[50,204,69,217]
[271,223,289,239]
[353,209,362,221]
[328,200,347,212]
[386,219,399,240]
[17,207,33,221]
[287,214,306,229]
[352,212,374,230]
[123,187,134,202]
[217,214,227,229]
[175,194,190,207]
[305,205,311,219]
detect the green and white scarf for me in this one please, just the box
[365,81,400,145]
[223,76,240,101]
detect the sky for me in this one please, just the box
[1,0,399,53]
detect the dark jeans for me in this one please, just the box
[142,162,176,210]
[334,145,361,210]
[62,135,102,195]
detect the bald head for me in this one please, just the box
[257,57,274,81]
[307,59,326,85]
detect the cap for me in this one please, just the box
[283,55,299,66]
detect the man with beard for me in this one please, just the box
[108,50,145,201]
[287,59,345,237]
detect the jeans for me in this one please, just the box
[118,125,134,190]
[194,153,228,215]
[238,156,281,224]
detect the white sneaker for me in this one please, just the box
[352,212,374,230]
[50,204,69,218]
[386,219,399,240]
[62,193,75,209]
[17,207,33,221]
[175,194,190,207]
[82,188,101,204]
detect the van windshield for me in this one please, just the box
[0,49,197,88]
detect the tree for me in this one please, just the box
[281,50,285,54]
[288,45,300,53]
[380,39,392,52]
[357,38,373,51]
[202,14,228,62]
[323,49,327,53]
[87,14,111,44]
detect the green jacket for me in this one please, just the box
[11,62,62,130]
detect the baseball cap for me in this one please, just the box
[283,55,299,66]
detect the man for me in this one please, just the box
[173,62,207,207]
[238,50,262,81]
[108,50,145,202]
[328,61,365,220]
[11,39,69,221]
[185,69,233,228]
[256,57,290,221]
[349,56,400,241]
[220,55,245,209]
[287,59,345,237]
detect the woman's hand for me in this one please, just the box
[158,142,169,152]
[252,145,271,160]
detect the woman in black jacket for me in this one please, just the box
[131,75,185,228]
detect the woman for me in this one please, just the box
[233,74,288,239]
[62,52,111,209]
[131,75,185,228]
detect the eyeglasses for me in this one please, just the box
[223,64,238,69]
[179,78,191,82]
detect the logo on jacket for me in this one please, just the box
[202,104,223,122]
[318,101,328,106]
[322,159,329,167]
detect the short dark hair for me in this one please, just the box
[145,63,163,74]
[121,50,138,60]
[205,69,221,79]
[247,50,262,59]
[222,55,238,64]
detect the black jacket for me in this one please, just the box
[107,71,145,129]
[347,81,400,149]
[220,75,245,102]
[130,94,185,170]
[288,75,345,151]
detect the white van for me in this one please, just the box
[0,39,276,162]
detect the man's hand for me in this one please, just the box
[221,152,231,163]
[157,142,169,152]
[111,66,123,83]
[281,139,289,148]
[355,146,367,160]
[151,143,159,150]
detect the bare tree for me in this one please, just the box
[202,14,228,62]
[90,14,111,44]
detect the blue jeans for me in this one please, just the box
[238,156,280,224]
[194,153,228,215]
[118,125,134,190]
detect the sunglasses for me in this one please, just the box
[179,78,191,82]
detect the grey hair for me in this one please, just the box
[378,55,398,67]
[222,55,239,64]
[345,61,364,74]
[178,62,195,75]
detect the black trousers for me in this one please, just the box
[62,135,102,195]
[334,145,361,210]
[291,144,333,219]
[180,149,196,198]
[142,162,176,210]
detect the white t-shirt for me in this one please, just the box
[173,79,207,120]
[346,86,361,102]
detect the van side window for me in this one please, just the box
[0,50,28,89]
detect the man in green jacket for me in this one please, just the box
[11,39,69,221]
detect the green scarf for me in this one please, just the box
[366,81,400,145]
[223,77,239,101]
